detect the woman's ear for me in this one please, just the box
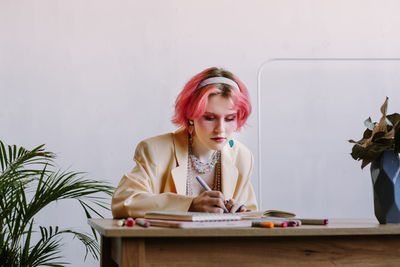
[188,120,195,136]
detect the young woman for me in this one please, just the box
[112,67,257,218]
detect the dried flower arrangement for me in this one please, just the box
[349,97,400,169]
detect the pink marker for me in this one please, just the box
[135,218,150,228]
[126,218,135,227]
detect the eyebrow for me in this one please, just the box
[204,112,237,116]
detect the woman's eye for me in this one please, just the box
[225,117,236,122]
[204,116,215,121]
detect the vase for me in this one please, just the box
[370,149,400,224]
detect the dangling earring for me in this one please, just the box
[229,140,234,148]
[188,120,195,145]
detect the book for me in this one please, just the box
[239,210,296,219]
[145,218,252,229]
[249,216,328,225]
[144,211,241,222]
[264,210,296,217]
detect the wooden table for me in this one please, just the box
[88,218,400,266]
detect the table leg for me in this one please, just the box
[101,236,118,267]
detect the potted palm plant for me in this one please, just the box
[0,141,114,266]
[349,97,400,223]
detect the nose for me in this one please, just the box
[214,118,224,133]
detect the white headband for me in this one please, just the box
[198,77,240,91]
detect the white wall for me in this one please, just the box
[1,0,400,266]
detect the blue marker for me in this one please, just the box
[195,176,229,213]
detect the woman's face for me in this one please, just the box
[192,93,238,151]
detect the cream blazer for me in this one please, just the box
[111,128,258,218]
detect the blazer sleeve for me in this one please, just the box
[235,151,258,212]
[111,140,194,218]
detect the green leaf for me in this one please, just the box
[0,140,114,266]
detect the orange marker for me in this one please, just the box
[252,221,274,228]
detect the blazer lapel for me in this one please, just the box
[171,128,188,195]
[221,144,238,200]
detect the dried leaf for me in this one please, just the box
[386,118,393,127]
[373,138,393,146]
[387,113,400,125]
[375,116,388,134]
[362,129,373,140]
[351,144,367,160]
[364,117,376,130]
[384,129,395,139]
[380,96,389,116]
[363,99,390,147]
[361,159,371,169]
[371,131,386,142]
[349,97,399,169]
[358,143,388,169]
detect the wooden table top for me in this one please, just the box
[88,218,400,238]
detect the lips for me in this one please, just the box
[211,137,226,143]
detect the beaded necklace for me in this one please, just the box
[186,141,221,196]
[188,143,220,173]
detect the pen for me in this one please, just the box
[195,176,230,213]
[297,218,328,225]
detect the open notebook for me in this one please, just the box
[239,210,296,219]
[145,218,252,229]
[144,211,241,221]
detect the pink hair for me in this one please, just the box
[172,67,251,132]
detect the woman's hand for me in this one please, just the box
[189,191,226,213]
[225,199,247,213]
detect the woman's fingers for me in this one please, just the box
[201,192,225,209]
[226,199,239,213]
[226,199,247,213]
[238,204,247,212]
[205,206,224,213]
[202,190,224,199]
[230,203,241,213]
[189,190,227,213]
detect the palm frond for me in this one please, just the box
[0,141,53,172]
[0,140,114,266]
